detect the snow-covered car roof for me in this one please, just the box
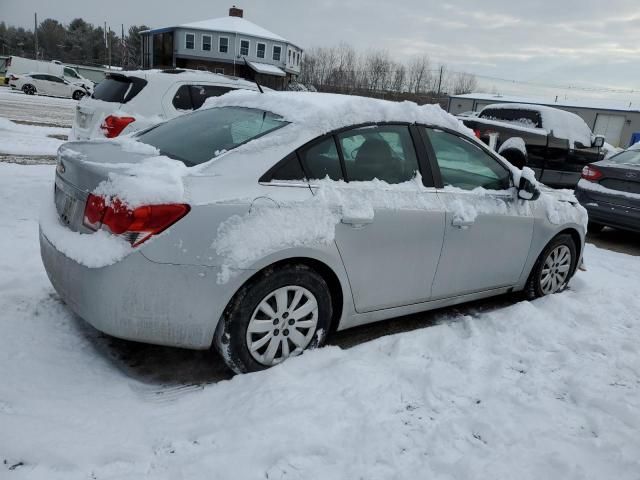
[108,69,263,90]
[205,90,472,139]
[480,103,593,147]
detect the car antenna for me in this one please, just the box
[242,57,264,93]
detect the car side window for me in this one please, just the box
[267,154,306,181]
[172,85,193,110]
[190,85,234,109]
[299,137,343,181]
[337,125,420,184]
[425,128,511,191]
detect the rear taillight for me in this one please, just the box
[581,165,603,181]
[9,74,19,81]
[83,194,190,247]
[473,129,481,139]
[100,115,135,138]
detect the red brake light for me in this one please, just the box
[474,129,481,139]
[581,165,603,181]
[83,194,190,247]
[100,115,136,138]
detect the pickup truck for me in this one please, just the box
[460,103,606,188]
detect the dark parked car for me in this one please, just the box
[461,103,605,188]
[575,148,640,233]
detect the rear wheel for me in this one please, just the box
[22,84,36,95]
[72,90,85,100]
[214,264,332,374]
[525,234,577,299]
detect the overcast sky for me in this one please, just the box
[3,0,639,103]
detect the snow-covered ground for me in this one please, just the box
[0,117,70,156]
[0,87,75,127]
[1,163,640,479]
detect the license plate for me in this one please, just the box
[54,182,80,226]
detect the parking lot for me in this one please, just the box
[1,84,639,479]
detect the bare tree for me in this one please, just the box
[406,55,431,94]
[451,72,478,95]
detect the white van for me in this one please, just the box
[5,56,93,91]
[70,69,266,140]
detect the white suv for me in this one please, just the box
[70,69,265,140]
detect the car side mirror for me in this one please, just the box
[517,175,540,201]
[592,135,605,148]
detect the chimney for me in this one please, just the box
[229,6,243,18]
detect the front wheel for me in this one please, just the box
[215,264,332,374]
[22,84,36,95]
[72,90,85,100]
[525,234,577,299]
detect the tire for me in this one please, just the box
[72,90,85,100]
[587,221,605,233]
[22,84,36,95]
[525,233,577,299]
[214,264,333,374]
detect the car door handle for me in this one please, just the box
[451,218,475,228]
[341,216,373,226]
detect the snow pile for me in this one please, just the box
[577,178,640,201]
[440,185,533,223]
[2,163,640,479]
[93,156,189,208]
[480,103,592,148]
[538,187,588,229]
[0,117,70,156]
[205,90,473,143]
[498,136,527,156]
[112,136,161,156]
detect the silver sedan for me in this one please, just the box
[40,92,586,373]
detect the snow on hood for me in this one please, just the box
[480,103,593,148]
[204,90,474,139]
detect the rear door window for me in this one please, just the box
[92,75,147,103]
[337,125,420,184]
[190,85,234,109]
[172,85,193,110]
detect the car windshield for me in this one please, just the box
[136,106,289,166]
[608,150,640,166]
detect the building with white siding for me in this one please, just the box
[141,6,302,90]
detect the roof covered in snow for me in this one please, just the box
[247,61,286,77]
[451,92,640,113]
[142,16,298,47]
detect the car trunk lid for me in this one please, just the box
[589,163,640,209]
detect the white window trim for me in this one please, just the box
[239,38,250,57]
[201,34,212,51]
[256,42,266,59]
[272,45,282,61]
[218,36,229,53]
[185,32,195,50]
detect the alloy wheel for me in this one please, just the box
[540,245,572,294]
[246,285,319,366]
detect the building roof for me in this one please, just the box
[247,61,286,77]
[450,92,640,113]
[142,16,300,47]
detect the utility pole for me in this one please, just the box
[34,13,38,59]
[436,65,444,97]
[108,27,112,69]
[121,24,125,68]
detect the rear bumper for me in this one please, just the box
[575,187,640,232]
[40,229,230,349]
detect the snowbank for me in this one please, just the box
[0,117,70,156]
[2,164,640,480]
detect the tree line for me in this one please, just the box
[298,44,478,102]
[0,19,149,69]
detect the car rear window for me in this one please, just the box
[136,106,289,166]
[608,150,640,166]
[92,75,147,103]
[479,108,542,129]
